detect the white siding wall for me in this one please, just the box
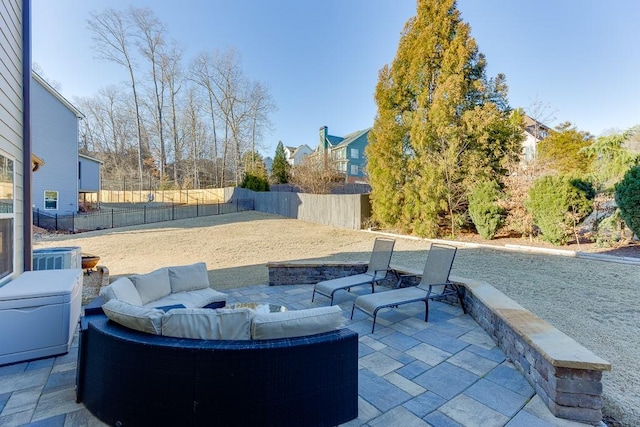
[0,0,25,275]
[79,156,100,191]
[31,77,79,213]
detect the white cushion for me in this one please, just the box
[147,288,227,309]
[99,277,143,306]
[161,308,254,340]
[102,299,163,335]
[167,262,210,293]
[251,306,344,340]
[130,268,172,305]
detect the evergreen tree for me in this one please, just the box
[271,141,290,184]
[537,122,594,176]
[367,0,523,237]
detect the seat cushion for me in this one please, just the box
[99,277,143,306]
[102,299,164,335]
[130,268,172,305]
[146,287,227,309]
[161,307,254,340]
[251,305,344,340]
[168,262,210,293]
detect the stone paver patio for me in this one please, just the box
[0,283,600,426]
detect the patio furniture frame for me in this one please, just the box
[312,237,396,305]
[351,243,464,332]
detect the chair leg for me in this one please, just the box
[311,288,316,302]
[329,293,334,306]
[371,312,378,333]
[423,300,429,322]
[350,304,356,319]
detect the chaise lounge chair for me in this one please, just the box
[312,237,396,305]
[350,243,464,332]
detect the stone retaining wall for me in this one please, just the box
[457,276,610,425]
[266,261,611,426]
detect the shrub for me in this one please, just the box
[525,176,594,245]
[240,173,269,192]
[615,165,640,237]
[468,180,504,240]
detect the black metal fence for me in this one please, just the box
[33,199,255,233]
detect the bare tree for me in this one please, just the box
[163,42,185,183]
[130,7,168,178]
[247,81,276,171]
[88,8,146,188]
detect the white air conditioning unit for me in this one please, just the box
[33,247,82,271]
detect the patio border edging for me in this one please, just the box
[266,261,611,425]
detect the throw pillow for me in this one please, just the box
[102,299,164,334]
[167,262,210,293]
[130,268,172,305]
[99,277,143,306]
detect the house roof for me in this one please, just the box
[79,153,103,164]
[523,114,550,140]
[332,128,371,149]
[32,71,85,119]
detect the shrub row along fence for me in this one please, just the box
[33,199,254,233]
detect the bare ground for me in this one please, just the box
[33,211,640,426]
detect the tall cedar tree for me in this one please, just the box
[367,0,523,237]
[271,141,290,184]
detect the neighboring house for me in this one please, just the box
[316,126,370,184]
[284,144,313,166]
[0,0,30,277]
[79,154,102,208]
[31,72,88,214]
[522,114,551,162]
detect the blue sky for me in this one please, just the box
[32,1,640,157]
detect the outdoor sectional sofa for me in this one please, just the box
[76,263,359,427]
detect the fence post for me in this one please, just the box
[36,209,39,227]
[111,209,114,228]
[236,198,238,212]
[196,199,199,217]
[172,204,175,221]
[72,213,75,233]
[144,205,147,224]
[55,214,58,231]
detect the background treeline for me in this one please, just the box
[76,7,275,191]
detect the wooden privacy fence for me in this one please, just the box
[227,188,371,230]
[86,188,226,205]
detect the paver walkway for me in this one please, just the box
[0,283,600,426]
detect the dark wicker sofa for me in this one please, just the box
[76,311,358,427]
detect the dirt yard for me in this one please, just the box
[33,211,639,426]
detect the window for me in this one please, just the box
[0,153,13,280]
[44,191,58,210]
[350,148,359,159]
[350,165,359,175]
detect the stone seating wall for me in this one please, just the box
[266,261,611,426]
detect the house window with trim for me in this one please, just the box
[350,164,359,175]
[0,153,14,280]
[350,148,359,159]
[44,190,58,210]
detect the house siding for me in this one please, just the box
[79,156,100,191]
[0,0,25,276]
[31,76,79,213]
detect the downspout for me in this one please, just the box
[22,0,32,271]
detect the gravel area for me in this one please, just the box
[33,211,639,426]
